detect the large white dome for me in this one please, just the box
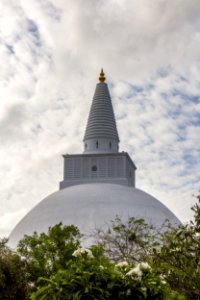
[9,183,180,247]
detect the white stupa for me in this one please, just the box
[9,70,180,247]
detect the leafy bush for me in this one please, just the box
[152,195,200,299]
[0,238,29,300]
[31,245,184,300]
[17,223,81,291]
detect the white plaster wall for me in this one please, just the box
[61,153,135,189]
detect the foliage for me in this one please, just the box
[95,216,159,263]
[17,223,81,291]
[31,244,184,300]
[191,193,200,232]
[94,195,200,299]
[152,195,200,299]
[0,238,29,300]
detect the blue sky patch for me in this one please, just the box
[5,44,15,54]
[26,19,41,47]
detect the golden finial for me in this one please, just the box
[99,68,106,83]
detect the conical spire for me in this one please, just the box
[83,70,119,154]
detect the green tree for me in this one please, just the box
[0,238,29,300]
[152,195,200,299]
[95,216,159,263]
[94,195,200,299]
[17,223,81,291]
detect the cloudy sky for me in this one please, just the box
[0,0,200,238]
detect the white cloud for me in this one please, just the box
[0,0,199,237]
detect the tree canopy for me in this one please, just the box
[17,223,81,291]
[152,194,200,299]
[0,238,29,300]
